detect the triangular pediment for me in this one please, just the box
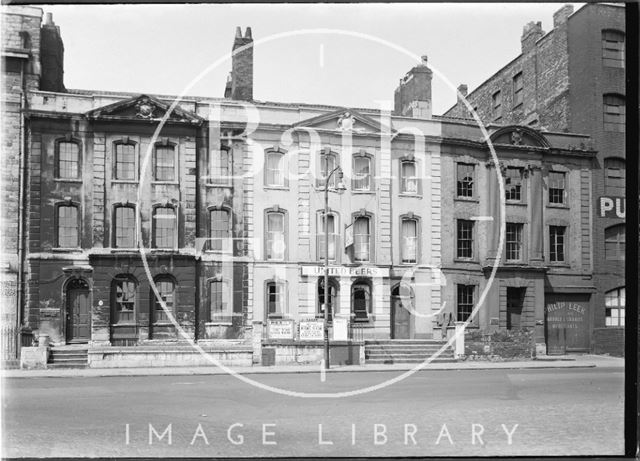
[490,126,550,148]
[86,94,203,125]
[293,108,394,134]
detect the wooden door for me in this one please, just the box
[67,281,90,342]
[392,296,411,339]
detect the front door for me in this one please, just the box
[66,279,91,342]
[392,296,411,339]
[545,293,591,354]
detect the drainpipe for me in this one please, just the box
[16,59,28,356]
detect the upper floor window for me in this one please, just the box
[114,205,136,248]
[154,145,175,182]
[401,218,418,264]
[605,224,625,261]
[456,163,474,198]
[605,287,625,327]
[456,284,474,322]
[115,142,136,180]
[506,223,523,261]
[112,276,136,324]
[152,206,176,249]
[56,141,80,179]
[456,219,474,259]
[602,30,625,68]
[548,171,566,204]
[209,279,231,322]
[549,225,566,263]
[603,94,625,132]
[492,90,502,119]
[265,151,285,187]
[604,158,625,188]
[57,204,79,248]
[210,208,231,252]
[266,211,286,261]
[513,72,523,107]
[320,151,339,188]
[400,160,419,194]
[353,216,371,262]
[266,280,286,318]
[318,212,338,261]
[211,147,231,185]
[152,277,175,323]
[352,155,372,191]
[505,167,524,201]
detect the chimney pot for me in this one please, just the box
[244,27,252,39]
[457,84,468,97]
[235,26,242,38]
[421,55,428,65]
[45,12,53,25]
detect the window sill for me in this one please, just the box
[111,179,139,184]
[149,248,179,253]
[548,262,570,268]
[454,197,478,203]
[52,247,82,252]
[352,190,375,195]
[264,185,289,191]
[454,258,478,264]
[205,321,233,326]
[505,201,527,207]
[547,203,569,209]
[110,248,139,253]
[151,181,179,186]
[399,193,422,198]
[152,322,176,326]
[54,178,83,183]
[205,183,233,188]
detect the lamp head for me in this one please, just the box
[336,169,347,191]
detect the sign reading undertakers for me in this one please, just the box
[300,265,390,278]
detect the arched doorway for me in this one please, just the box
[66,278,91,343]
[391,284,413,339]
[318,278,339,322]
[351,280,372,322]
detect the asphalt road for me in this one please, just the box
[2,367,624,457]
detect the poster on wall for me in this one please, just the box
[299,319,324,340]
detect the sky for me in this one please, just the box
[45,3,583,115]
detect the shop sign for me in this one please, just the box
[301,265,389,278]
[344,224,354,248]
[267,319,294,339]
[299,319,324,340]
[599,196,625,218]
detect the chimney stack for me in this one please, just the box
[521,21,544,54]
[393,55,432,118]
[40,12,66,92]
[229,26,254,101]
[553,4,574,28]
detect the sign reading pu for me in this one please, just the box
[599,196,625,218]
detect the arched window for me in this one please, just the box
[152,206,176,249]
[604,158,625,188]
[113,205,136,248]
[320,151,339,188]
[318,278,339,321]
[317,211,339,261]
[603,94,625,132]
[605,224,625,260]
[265,151,285,187]
[152,277,175,323]
[56,140,80,179]
[605,287,625,327]
[154,144,175,181]
[265,209,286,260]
[114,141,137,180]
[209,208,231,252]
[602,29,625,67]
[57,203,79,248]
[353,216,371,262]
[456,163,475,198]
[266,279,287,319]
[352,154,372,191]
[352,281,371,322]
[401,217,418,263]
[112,275,137,324]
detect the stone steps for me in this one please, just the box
[364,340,456,364]
[48,346,88,368]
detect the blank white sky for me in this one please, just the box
[46,3,582,115]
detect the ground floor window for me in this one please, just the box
[266,281,286,318]
[209,279,231,322]
[318,278,338,322]
[112,276,137,324]
[456,284,474,322]
[506,287,526,329]
[152,277,175,323]
[352,281,371,322]
[605,287,625,326]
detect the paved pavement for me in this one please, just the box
[2,354,624,378]
[2,367,625,457]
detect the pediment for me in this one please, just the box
[293,108,393,134]
[490,126,550,148]
[86,94,203,125]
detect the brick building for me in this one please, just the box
[445,3,625,355]
[2,6,600,366]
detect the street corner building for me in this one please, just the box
[0,4,625,370]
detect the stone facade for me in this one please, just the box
[444,3,626,355]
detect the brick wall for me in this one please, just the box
[593,327,624,356]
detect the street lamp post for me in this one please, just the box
[323,166,345,370]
